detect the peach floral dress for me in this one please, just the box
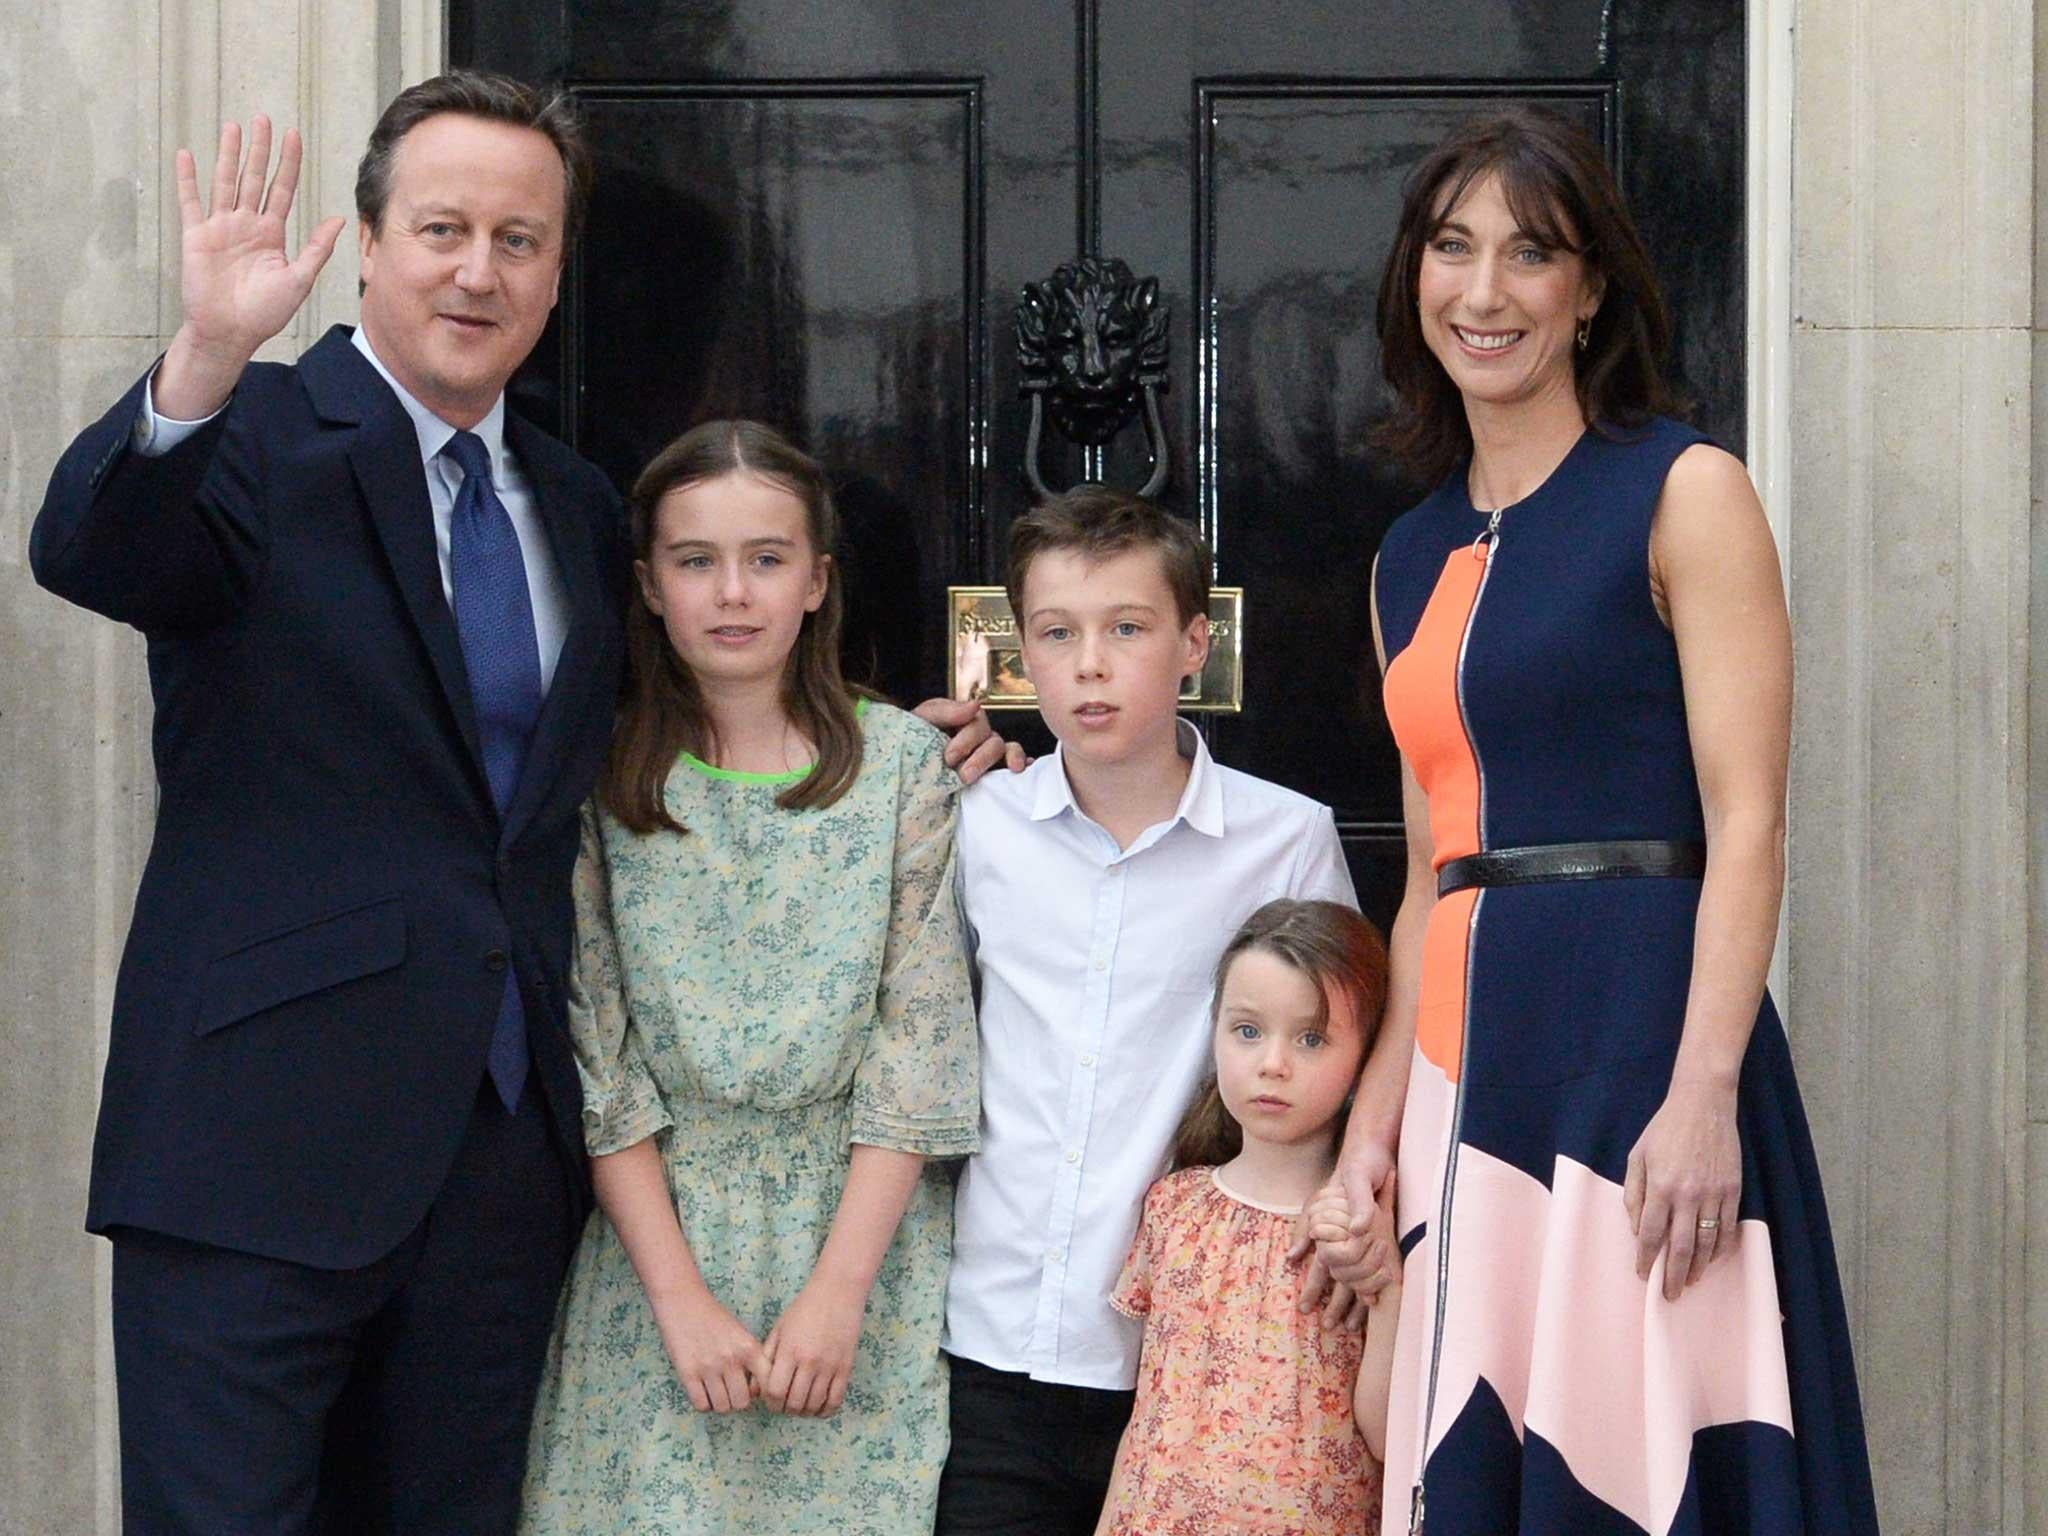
[1104,1166,1380,1536]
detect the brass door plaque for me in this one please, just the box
[945,586,1243,713]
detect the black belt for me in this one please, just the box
[1437,839,1707,899]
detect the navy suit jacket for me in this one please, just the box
[31,325,626,1268]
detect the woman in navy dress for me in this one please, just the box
[1322,109,1881,1535]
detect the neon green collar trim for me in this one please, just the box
[678,697,868,784]
[678,755,807,785]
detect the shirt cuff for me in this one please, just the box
[133,371,227,458]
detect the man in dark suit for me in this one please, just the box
[32,72,1008,1534]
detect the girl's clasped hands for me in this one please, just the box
[655,1277,867,1418]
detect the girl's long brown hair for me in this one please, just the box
[1374,106,1679,488]
[602,420,867,835]
[1171,899,1391,1170]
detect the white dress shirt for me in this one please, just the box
[943,720,1357,1389]
[133,328,569,690]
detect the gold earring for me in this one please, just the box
[1576,318,1591,350]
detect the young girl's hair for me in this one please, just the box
[602,419,866,834]
[1171,899,1391,1170]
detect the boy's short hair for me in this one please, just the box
[1005,487,1210,629]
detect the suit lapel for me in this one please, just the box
[300,327,492,802]
[301,327,615,844]
[499,413,606,849]
[351,436,491,785]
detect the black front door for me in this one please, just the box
[452,0,1746,926]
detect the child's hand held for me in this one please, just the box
[1304,1179,1351,1232]
[1305,1181,1354,1246]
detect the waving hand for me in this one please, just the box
[155,116,346,419]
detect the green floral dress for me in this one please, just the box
[520,702,980,1535]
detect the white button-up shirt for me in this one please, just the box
[944,721,1357,1389]
[135,328,569,689]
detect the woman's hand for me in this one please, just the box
[761,1274,867,1416]
[1358,1167,1398,1283]
[1292,1142,1396,1331]
[652,1287,769,1413]
[1330,1143,1398,1290]
[1322,1164,1399,1303]
[1623,1072,1742,1301]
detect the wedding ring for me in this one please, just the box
[1696,1217,1720,1230]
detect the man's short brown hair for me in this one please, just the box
[356,70,593,248]
[1005,487,1210,629]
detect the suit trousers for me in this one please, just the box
[111,1080,581,1535]
[934,1353,1136,1536]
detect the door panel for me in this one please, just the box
[1192,87,1609,911]
[458,0,1082,702]
[453,0,1746,929]
[569,85,982,690]
[1088,1,1741,924]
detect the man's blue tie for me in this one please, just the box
[443,429,544,1111]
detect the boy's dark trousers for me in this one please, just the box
[935,1352,1137,1536]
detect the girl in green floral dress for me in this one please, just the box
[519,421,980,1535]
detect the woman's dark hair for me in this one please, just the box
[1375,106,1677,486]
[602,420,867,835]
[1171,899,1391,1170]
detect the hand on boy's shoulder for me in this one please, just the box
[911,695,1031,786]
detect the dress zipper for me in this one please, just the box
[1471,505,1502,557]
[1410,519,1499,1534]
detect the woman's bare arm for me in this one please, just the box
[1624,443,1791,1299]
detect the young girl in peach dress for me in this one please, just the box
[1095,899,1399,1535]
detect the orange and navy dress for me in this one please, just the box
[1371,419,1878,1536]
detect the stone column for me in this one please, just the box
[0,3,436,1527]
[1784,1,2037,1531]
[2029,4,2048,1528]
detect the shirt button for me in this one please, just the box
[1078,1053,1096,1068]
[1065,1150,1080,1164]
[1092,957,1107,972]
[1047,1248,1064,1264]
[484,948,508,973]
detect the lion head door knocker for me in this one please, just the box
[1015,256,1171,499]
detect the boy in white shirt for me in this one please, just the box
[936,488,1357,1534]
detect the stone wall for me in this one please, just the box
[0,3,434,1529]
[0,2,2036,1530]
[1782,2,2038,1530]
